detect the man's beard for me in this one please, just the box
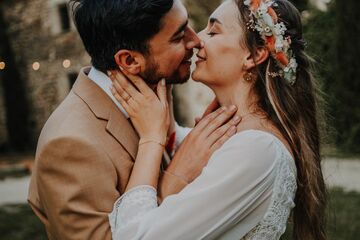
[142,55,190,85]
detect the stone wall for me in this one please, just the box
[0,0,218,149]
[0,0,90,148]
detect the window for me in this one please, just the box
[58,3,70,32]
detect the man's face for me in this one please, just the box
[141,0,201,85]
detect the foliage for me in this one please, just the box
[282,188,360,240]
[184,0,222,31]
[303,0,360,153]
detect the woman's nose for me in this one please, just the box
[197,29,206,40]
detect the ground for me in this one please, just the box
[0,158,359,239]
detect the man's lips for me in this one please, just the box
[196,54,206,63]
[181,52,194,64]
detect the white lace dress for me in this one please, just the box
[109,130,297,240]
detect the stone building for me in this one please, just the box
[0,0,214,152]
[0,0,90,150]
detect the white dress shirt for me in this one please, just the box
[88,67,130,118]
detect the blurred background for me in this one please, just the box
[0,0,359,239]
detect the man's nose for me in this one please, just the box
[185,26,201,50]
[197,29,206,41]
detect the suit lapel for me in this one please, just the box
[106,104,139,159]
[73,67,139,160]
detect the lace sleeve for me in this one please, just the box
[109,185,158,234]
[242,140,297,240]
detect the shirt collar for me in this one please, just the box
[88,67,129,119]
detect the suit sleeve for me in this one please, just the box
[36,137,119,240]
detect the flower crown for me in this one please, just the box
[244,0,298,85]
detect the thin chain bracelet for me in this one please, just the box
[139,139,166,147]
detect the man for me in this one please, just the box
[28,0,201,239]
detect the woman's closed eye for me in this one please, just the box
[207,31,217,37]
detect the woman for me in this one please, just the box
[108,0,326,239]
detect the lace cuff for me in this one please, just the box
[109,185,158,233]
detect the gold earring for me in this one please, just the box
[244,71,254,82]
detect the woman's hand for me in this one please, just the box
[109,70,170,145]
[194,98,220,126]
[167,105,240,183]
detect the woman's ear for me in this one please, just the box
[243,47,269,71]
[114,50,145,74]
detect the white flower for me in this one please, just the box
[289,58,298,69]
[263,13,274,28]
[274,22,287,35]
[244,0,252,6]
[275,38,284,51]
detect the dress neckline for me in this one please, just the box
[235,129,294,160]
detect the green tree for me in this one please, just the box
[304,0,360,153]
[333,0,360,152]
[290,0,309,12]
[184,0,222,31]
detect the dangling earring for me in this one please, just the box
[244,71,254,82]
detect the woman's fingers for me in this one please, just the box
[201,98,220,119]
[201,105,238,137]
[109,70,142,100]
[206,115,240,147]
[120,68,154,97]
[195,106,227,131]
[110,86,134,115]
[156,79,167,105]
[210,125,238,152]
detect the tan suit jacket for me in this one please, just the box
[28,67,186,240]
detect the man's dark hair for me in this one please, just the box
[69,0,174,72]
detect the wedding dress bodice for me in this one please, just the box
[109,130,297,240]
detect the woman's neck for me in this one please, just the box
[212,83,259,117]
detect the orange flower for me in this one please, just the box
[251,0,261,10]
[268,7,278,23]
[276,52,289,66]
[266,36,276,52]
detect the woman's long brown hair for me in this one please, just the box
[235,0,327,239]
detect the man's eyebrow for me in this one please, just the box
[172,19,188,38]
[209,17,222,25]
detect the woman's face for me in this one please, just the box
[192,0,250,87]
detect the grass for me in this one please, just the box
[321,146,360,160]
[0,188,359,239]
[0,204,46,240]
[282,188,360,240]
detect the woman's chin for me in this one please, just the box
[191,71,201,83]
[191,68,206,83]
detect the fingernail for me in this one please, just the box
[229,105,237,111]
[119,66,124,71]
[107,71,112,76]
[228,126,237,135]
[161,79,166,86]
[233,116,240,123]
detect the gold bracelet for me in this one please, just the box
[163,171,189,184]
[139,139,166,147]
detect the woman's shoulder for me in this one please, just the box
[208,129,293,172]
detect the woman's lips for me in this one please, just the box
[196,55,206,64]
